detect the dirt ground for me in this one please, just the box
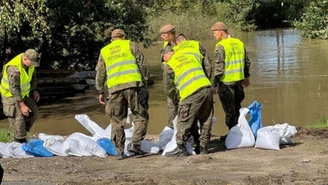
[1,129,328,185]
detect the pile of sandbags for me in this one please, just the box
[225,101,297,150]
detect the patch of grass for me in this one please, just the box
[306,117,328,130]
[0,128,13,142]
[0,128,37,143]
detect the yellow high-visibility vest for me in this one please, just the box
[215,37,245,82]
[167,53,211,101]
[163,41,168,48]
[101,40,141,89]
[173,40,202,62]
[0,54,35,98]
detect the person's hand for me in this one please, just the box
[99,94,106,105]
[20,104,31,116]
[33,90,40,102]
[243,78,250,88]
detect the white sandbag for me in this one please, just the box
[104,124,112,138]
[75,109,132,139]
[162,116,195,156]
[255,126,283,150]
[125,123,134,139]
[274,123,297,145]
[141,140,160,154]
[66,132,107,157]
[225,108,255,149]
[0,142,11,158]
[63,139,93,157]
[7,142,34,158]
[75,114,108,138]
[43,137,68,156]
[157,126,174,150]
[38,133,65,141]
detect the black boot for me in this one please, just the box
[129,144,145,155]
[219,134,227,141]
[165,146,187,157]
[14,138,27,143]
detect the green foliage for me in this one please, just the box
[146,0,258,41]
[0,0,150,70]
[294,0,328,39]
[215,0,258,32]
[0,0,50,64]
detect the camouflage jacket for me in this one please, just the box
[95,40,150,94]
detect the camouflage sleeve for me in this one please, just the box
[95,54,107,92]
[30,70,37,91]
[199,43,212,80]
[244,48,251,78]
[213,44,225,86]
[163,64,179,103]
[130,41,150,83]
[7,66,22,101]
[160,48,164,63]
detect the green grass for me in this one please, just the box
[0,128,13,142]
[305,117,328,130]
[0,127,37,143]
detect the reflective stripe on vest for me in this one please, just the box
[215,37,245,82]
[167,54,211,101]
[100,40,141,89]
[173,40,202,62]
[0,54,35,98]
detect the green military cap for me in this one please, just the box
[211,21,228,31]
[160,24,175,34]
[111,29,126,38]
[24,49,40,67]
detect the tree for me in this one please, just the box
[0,0,150,70]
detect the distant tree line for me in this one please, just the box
[0,0,325,70]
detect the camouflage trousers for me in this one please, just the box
[166,96,178,128]
[105,87,149,153]
[2,96,38,140]
[176,87,213,149]
[218,81,245,129]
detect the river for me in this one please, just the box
[2,29,328,136]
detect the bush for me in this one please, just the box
[146,0,257,41]
[294,0,328,39]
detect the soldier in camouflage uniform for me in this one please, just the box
[159,24,179,129]
[95,29,150,160]
[162,47,213,156]
[174,33,213,154]
[0,49,40,143]
[211,22,251,139]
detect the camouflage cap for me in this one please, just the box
[111,29,126,38]
[162,46,174,54]
[211,21,228,31]
[160,24,175,34]
[24,49,40,67]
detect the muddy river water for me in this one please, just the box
[3,29,328,136]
